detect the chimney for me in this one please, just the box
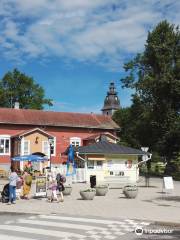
[14,102,20,109]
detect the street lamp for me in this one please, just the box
[48,138,53,171]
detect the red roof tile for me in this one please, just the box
[0,108,119,130]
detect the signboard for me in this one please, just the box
[163,176,174,190]
[35,176,47,197]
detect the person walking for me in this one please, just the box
[8,166,19,204]
[48,180,58,202]
[56,173,65,202]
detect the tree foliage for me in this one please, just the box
[0,69,53,109]
[114,21,180,164]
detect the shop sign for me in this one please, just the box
[35,176,47,197]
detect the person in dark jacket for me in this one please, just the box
[56,173,65,202]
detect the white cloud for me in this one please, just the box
[0,0,179,69]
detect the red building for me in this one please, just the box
[0,107,119,171]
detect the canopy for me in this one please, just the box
[11,154,48,162]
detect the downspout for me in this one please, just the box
[76,152,87,183]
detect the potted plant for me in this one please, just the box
[63,184,72,196]
[96,184,108,196]
[80,188,96,200]
[123,185,138,199]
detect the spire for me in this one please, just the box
[101,82,120,116]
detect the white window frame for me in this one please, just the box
[70,137,81,147]
[0,135,11,155]
[87,160,94,169]
[96,160,103,169]
[42,141,49,157]
[23,140,30,155]
[50,137,56,156]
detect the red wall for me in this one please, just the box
[0,124,116,165]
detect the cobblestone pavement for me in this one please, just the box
[0,177,180,225]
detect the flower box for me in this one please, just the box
[96,185,108,196]
[80,189,96,200]
[123,185,138,199]
[63,185,72,196]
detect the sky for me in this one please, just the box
[0,0,179,113]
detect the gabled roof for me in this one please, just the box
[83,132,119,141]
[11,128,54,138]
[0,108,119,130]
[77,141,148,155]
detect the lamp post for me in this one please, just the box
[141,147,150,187]
[48,138,53,172]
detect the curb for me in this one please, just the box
[153,221,180,228]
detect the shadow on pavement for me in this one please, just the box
[156,196,180,202]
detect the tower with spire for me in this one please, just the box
[101,82,120,116]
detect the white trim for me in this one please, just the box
[42,141,49,158]
[51,137,56,156]
[23,140,30,155]
[15,128,54,138]
[21,137,24,155]
[70,137,81,147]
[0,135,11,138]
[0,135,11,155]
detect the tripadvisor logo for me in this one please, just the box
[135,227,143,236]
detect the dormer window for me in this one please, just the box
[70,137,81,147]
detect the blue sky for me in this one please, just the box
[0,0,179,113]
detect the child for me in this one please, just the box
[48,180,58,202]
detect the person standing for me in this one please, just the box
[22,171,32,199]
[8,166,19,204]
[56,173,65,202]
[16,176,23,200]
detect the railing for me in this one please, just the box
[72,168,86,183]
[51,165,86,183]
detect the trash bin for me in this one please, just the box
[90,175,96,188]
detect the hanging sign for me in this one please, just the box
[163,176,174,190]
[125,160,132,169]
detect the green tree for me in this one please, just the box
[120,20,180,165]
[0,69,53,109]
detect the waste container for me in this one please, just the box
[90,175,96,188]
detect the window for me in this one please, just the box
[87,160,94,169]
[70,137,81,147]
[42,141,49,156]
[23,140,30,155]
[42,138,56,157]
[96,161,102,169]
[49,138,56,156]
[0,136,10,155]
